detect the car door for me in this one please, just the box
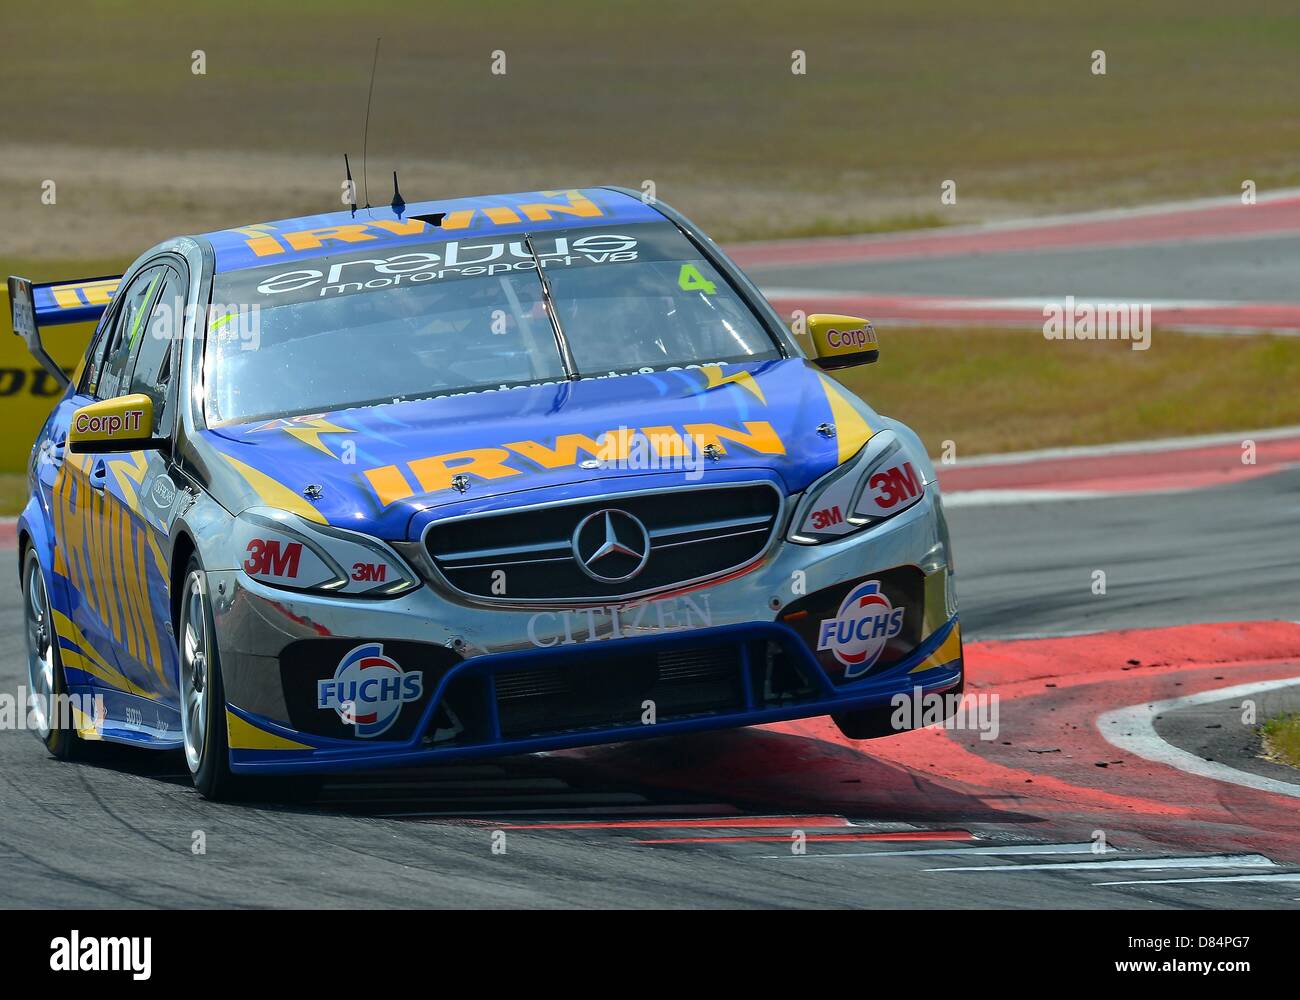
[48,262,169,707]
[98,261,189,718]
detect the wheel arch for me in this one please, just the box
[169,528,198,637]
[17,497,56,587]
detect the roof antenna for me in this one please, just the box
[360,36,382,209]
[343,153,357,217]
[391,170,405,217]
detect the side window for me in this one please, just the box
[95,265,164,401]
[79,310,117,397]
[127,266,186,435]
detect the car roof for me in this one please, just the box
[201,186,667,274]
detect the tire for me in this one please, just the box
[178,556,322,803]
[178,555,243,800]
[22,545,93,760]
[832,675,966,741]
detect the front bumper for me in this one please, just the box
[209,490,963,774]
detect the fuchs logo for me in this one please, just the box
[317,643,422,738]
[816,580,905,678]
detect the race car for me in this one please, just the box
[9,186,963,799]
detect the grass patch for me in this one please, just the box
[0,474,28,517]
[3,1,1300,244]
[729,213,953,242]
[1261,713,1300,769]
[831,326,1300,456]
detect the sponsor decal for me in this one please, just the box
[255,231,640,300]
[527,594,713,647]
[816,579,905,677]
[825,323,877,350]
[74,408,144,437]
[317,643,423,738]
[867,461,923,512]
[237,190,611,260]
[351,561,388,583]
[364,419,785,505]
[243,538,303,581]
[0,368,69,398]
[808,503,845,531]
[149,474,177,509]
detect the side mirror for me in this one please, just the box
[68,393,166,454]
[806,314,879,370]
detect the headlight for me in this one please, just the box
[788,430,928,544]
[232,508,419,597]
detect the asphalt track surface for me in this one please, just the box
[761,234,1300,305]
[742,191,1300,332]
[1,458,1298,909]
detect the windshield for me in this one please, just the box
[206,222,780,425]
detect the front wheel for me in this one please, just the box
[178,557,241,800]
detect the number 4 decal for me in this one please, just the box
[677,263,717,295]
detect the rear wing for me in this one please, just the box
[7,274,121,389]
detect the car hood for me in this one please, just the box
[195,358,879,540]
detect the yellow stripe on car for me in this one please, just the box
[908,623,963,674]
[226,710,313,751]
[220,453,327,524]
[817,375,873,463]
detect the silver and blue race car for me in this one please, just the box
[9,186,963,799]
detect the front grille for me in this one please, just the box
[494,644,746,739]
[424,482,782,602]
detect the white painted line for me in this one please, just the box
[942,489,1115,507]
[928,854,1276,873]
[734,187,1300,254]
[934,296,1236,311]
[942,424,1300,468]
[762,290,1262,312]
[766,841,1101,861]
[1097,873,1300,886]
[1098,677,1300,800]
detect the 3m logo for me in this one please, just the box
[810,505,844,530]
[868,462,923,511]
[244,538,303,579]
[351,562,387,583]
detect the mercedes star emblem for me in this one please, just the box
[571,509,651,583]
